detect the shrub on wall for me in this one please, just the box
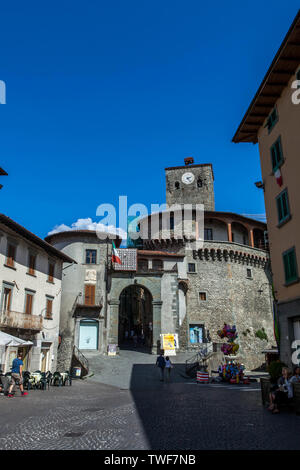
[255,327,268,341]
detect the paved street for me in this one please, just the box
[1,361,300,450]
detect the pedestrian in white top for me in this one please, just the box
[165,356,173,382]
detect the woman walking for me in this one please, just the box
[165,356,173,382]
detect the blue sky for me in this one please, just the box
[0,1,299,239]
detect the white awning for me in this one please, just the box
[0,331,33,347]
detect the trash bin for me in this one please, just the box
[72,367,81,379]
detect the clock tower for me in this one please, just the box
[165,158,215,210]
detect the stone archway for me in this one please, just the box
[118,285,153,350]
[108,275,163,354]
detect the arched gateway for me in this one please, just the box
[108,275,163,354]
[118,285,153,349]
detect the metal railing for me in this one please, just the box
[185,342,214,376]
[73,345,89,375]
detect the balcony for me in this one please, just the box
[0,310,43,331]
[73,297,103,319]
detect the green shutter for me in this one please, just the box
[271,137,283,171]
[283,248,298,284]
[277,196,283,222]
[277,189,290,224]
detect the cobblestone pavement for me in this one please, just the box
[1,377,300,450]
[84,347,267,390]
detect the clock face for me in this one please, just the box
[181,172,195,185]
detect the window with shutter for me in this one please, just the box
[48,263,55,282]
[25,294,33,315]
[6,244,16,267]
[85,285,95,305]
[28,254,36,275]
[276,189,290,224]
[270,136,284,171]
[266,106,278,133]
[46,298,53,319]
[283,248,298,284]
[3,287,12,312]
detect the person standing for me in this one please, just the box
[7,353,28,398]
[165,356,173,382]
[156,353,166,381]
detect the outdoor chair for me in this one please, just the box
[52,371,63,386]
[38,372,48,390]
[23,371,35,390]
[62,371,72,386]
[46,371,52,387]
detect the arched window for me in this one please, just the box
[175,181,180,190]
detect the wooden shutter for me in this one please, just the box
[7,245,15,267]
[48,263,54,282]
[85,285,95,305]
[29,254,36,275]
[4,288,12,311]
[25,294,33,315]
[46,299,53,318]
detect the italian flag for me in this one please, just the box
[112,241,121,264]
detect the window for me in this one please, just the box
[28,253,36,275]
[3,287,12,312]
[175,182,180,190]
[197,178,203,188]
[138,259,148,271]
[86,249,97,264]
[153,259,163,271]
[283,248,298,285]
[297,69,300,89]
[199,292,206,301]
[6,244,16,268]
[188,263,196,273]
[189,324,204,344]
[204,228,213,240]
[170,214,174,230]
[48,262,55,283]
[84,284,95,305]
[247,268,252,279]
[25,292,34,315]
[266,106,278,133]
[270,136,284,172]
[276,189,290,224]
[45,297,53,319]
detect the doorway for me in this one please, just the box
[118,285,153,350]
[79,320,99,350]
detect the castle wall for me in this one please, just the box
[180,242,275,370]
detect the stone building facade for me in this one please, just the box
[47,160,276,370]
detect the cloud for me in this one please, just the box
[48,217,127,239]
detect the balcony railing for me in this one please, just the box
[0,310,43,331]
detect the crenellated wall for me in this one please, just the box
[179,241,275,369]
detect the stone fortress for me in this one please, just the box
[46,158,276,371]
